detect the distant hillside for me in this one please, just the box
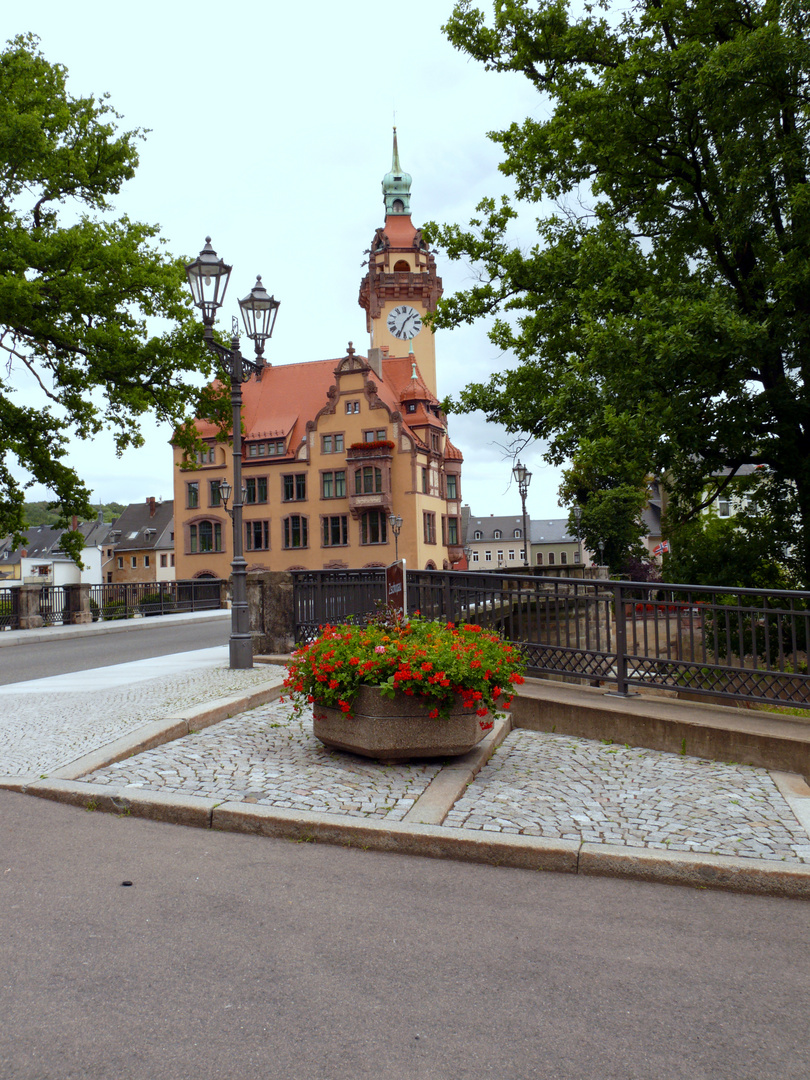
[23,502,127,528]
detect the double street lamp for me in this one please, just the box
[512,460,532,567]
[185,238,280,669]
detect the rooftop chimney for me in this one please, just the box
[367,347,383,379]
[147,496,156,518]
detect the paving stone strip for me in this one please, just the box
[88,698,443,820]
[0,665,281,776]
[444,730,810,864]
[84,697,810,864]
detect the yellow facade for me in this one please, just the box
[173,136,463,579]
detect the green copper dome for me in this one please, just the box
[382,127,412,216]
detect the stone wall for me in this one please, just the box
[246,571,296,655]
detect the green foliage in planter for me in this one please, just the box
[284,610,526,719]
[137,591,176,616]
[101,601,129,621]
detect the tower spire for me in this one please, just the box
[382,126,412,217]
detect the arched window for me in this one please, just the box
[189,520,222,554]
[493,530,502,539]
[560,552,568,565]
[536,552,543,565]
[514,529,522,538]
[355,467,382,494]
[474,530,482,540]
[548,552,555,565]
[393,259,410,272]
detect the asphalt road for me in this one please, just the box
[0,615,231,685]
[1,789,808,1080]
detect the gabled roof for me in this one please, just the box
[109,500,174,551]
[193,348,462,462]
[467,516,528,542]
[530,518,576,545]
[0,517,113,565]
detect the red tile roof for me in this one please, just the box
[194,350,462,462]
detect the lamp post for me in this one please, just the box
[512,460,532,567]
[388,513,403,561]
[573,505,583,566]
[185,238,280,669]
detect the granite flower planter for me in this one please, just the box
[313,684,492,762]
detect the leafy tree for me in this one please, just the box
[663,513,791,589]
[664,471,800,588]
[558,410,652,570]
[20,499,127,528]
[427,0,810,585]
[0,34,221,563]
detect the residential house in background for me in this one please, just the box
[530,518,582,567]
[465,514,530,569]
[0,514,111,586]
[105,498,175,583]
[464,511,589,569]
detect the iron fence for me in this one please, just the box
[40,586,67,626]
[292,569,810,711]
[0,587,19,630]
[292,570,387,639]
[88,579,224,621]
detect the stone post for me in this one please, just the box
[246,571,296,656]
[17,585,44,630]
[64,583,92,625]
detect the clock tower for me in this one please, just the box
[358,130,443,398]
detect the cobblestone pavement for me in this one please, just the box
[86,698,810,862]
[88,698,442,820]
[444,730,810,863]
[0,664,282,777]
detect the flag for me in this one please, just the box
[652,540,670,557]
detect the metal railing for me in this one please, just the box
[292,569,810,711]
[40,586,67,626]
[0,587,19,630]
[293,570,386,638]
[88,579,224,620]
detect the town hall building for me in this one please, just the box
[173,133,464,578]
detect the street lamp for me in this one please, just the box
[185,238,280,669]
[572,505,583,565]
[388,513,403,561]
[512,460,532,567]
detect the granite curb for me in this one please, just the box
[20,773,810,897]
[402,713,513,825]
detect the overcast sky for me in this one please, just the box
[6,0,566,520]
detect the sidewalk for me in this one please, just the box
[2,653,810,899]
[0,606,229,648]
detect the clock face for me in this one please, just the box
[387,305,422,340]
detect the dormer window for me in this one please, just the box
[473,530,482,540]
[493,530,502,539]
[514,529,522,538]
